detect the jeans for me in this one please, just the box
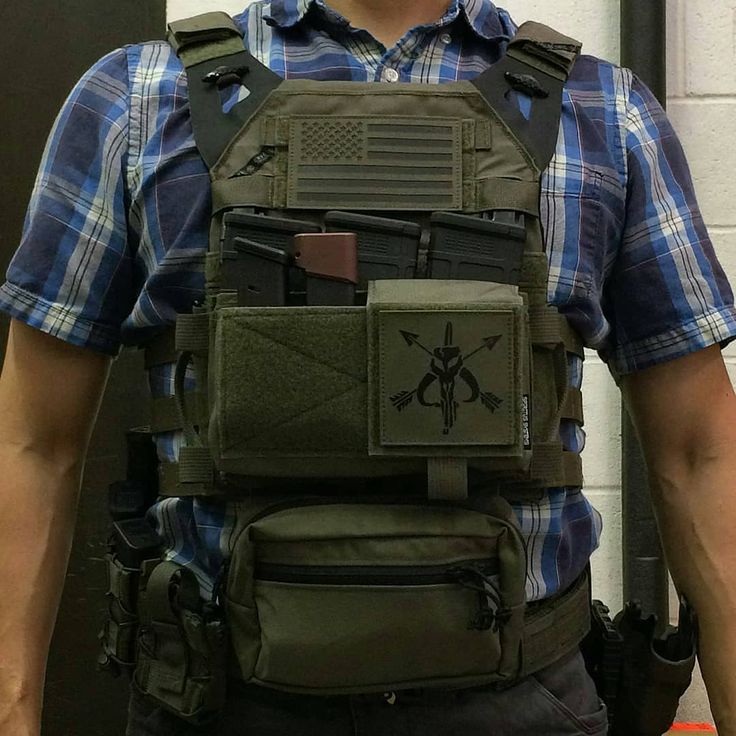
[125,649,608,736]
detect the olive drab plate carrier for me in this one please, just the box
[134,12,591,716]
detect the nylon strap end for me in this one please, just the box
[507,22,582,81]
[427,458,468,501]
[168,12,243,51]
[167,12,245,67]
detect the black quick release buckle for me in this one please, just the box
[202,65,250,89]
[504,71,549,99]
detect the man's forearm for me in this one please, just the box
[622,345,736,736]
[622,346,736,734]
[0,444,84,734]
[0,322,110,735]
[648,440,736,734]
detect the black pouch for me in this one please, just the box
[134,561,228,723]
[581,599,623,726]
[611,598,698,736]
[98,518,160,677]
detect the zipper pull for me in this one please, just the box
[448,564,511,633]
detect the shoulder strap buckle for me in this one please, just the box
[167,12,247,69]
[202,65,250,89]
[472,21,582,171]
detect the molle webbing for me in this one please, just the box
[152,281,582,497]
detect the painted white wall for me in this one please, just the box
[170,0,249,19]
[166,0,734,722]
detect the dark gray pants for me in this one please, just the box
[126,650,608,736]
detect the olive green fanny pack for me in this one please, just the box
[219,495,590,694]
[224,496,527,693]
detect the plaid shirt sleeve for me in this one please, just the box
[601,73,736,376]
[0,48,135,356]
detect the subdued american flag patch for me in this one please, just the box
[288,116,462,210]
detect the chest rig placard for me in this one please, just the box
[133,13,590,705]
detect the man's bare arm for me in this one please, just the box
[622,344,736,734]
[0,320,110,736]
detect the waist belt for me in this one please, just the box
[520,569,591,678]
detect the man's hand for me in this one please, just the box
[0,320,110,735]
[622,344,736,734]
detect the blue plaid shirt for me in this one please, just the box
[3,0,735,601]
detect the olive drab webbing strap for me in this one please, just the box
[472,22,581,171]
[167,12,283,168]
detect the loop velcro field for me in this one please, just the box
[208,306,369,477]
[205,281,532,486]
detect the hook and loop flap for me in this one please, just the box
[506,22,581,82]
[167,12,245,67]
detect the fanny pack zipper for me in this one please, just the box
[255,559,499,586]
[255,559,509,632]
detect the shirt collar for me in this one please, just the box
[460,0,515,41]
[263,0,311,29]
[263,0,516,42]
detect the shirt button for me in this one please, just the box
[440,32,452,45]
[383,67,400,83]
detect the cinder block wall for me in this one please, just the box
[168,0,732,723]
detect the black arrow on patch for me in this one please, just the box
[399,330,435,358]
[462,335,503,363]
[390,390,417,412]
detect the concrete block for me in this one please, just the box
[667,0,687,98]
[677,659,715,725]
[581,354,622,488]
[704,229,736,359]
[709,228,736,286]
[169,0,249,21]
[579,352,623,613]
[506,0,620,62]
[684,0,736,96]
[587,487,623,613]
[725,357,736,383]
[668,100,736,227]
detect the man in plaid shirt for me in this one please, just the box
[1,1,735,734]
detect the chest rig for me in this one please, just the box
[131,13,591,713]
[150,12,586,505]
